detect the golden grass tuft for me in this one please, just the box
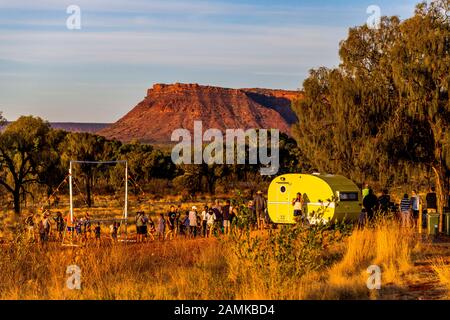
[431,258,450,298]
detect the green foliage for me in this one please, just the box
[228,219,351,294]
[292,0,449,209]
[0,116,53,213]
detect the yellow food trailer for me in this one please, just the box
[267,173,361,224]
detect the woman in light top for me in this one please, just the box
[292,193,303,217]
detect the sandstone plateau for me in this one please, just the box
[99,83,301,143]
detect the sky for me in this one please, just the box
[0,0,419,123]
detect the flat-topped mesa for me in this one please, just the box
[148,83,245,96]
[149,83,201,95]
[101,83,302,143]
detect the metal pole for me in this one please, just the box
[69,161,73,224]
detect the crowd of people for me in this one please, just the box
[134,191,269,243]
[359,184,442,227]
[22,191,269,244]
[21,184,445,245]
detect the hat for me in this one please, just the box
[192,206,197,210]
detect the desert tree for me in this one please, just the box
[389,0,450,230]
[0,116,52,214]
[293,0,449,232]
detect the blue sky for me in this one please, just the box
[0,0,418,123]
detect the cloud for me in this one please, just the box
[0,24,346,68]
[0,0,250,15]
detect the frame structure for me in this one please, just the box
[69,160,128,225]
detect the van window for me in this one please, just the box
[339,192,358,201]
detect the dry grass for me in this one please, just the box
[0,218,447,300]
[432,258,450,298]
[325,220,418,299]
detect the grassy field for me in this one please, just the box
[0,212,449,300]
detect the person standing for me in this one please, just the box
[53,211,65,241]
[147,218,156,241]
[292,193,304,224]
[181,212,190,238]
[206,209,216,237]
[201,206,208,238]
[362,189,378,220]
[84,212,92,242]
[25,212,36,242]
[65,212,75,242]
[362,183,370,200]
[229,201,238,234]
[189,206,198,239]
[38,212,51,244]
[254,191,267,230]
[400,194,412,227]
[175,205,182,238]
[212,200,223,234]
[136,212,145,243]
[411,190,421,221]
[378,189,391,214]
[94,222,101,244]
[110,222,119,242]
[426,187,437,213]
[222,200,231,235]
[157,213,166,241]
[166,206,177,241]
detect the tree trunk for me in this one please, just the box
[13,188,21,215]
[432,165,447,233]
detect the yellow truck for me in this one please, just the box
[267,173,361,225]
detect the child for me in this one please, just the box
[182,213,190,238]
[158,213,166,241]
[38,212,51,244]
[84,213,92,241]
[94,222,101,242]
[110,222,119,242]
[148,218,156,241]
[75,217,83,238]
[206,209,216,237]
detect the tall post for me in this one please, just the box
[69,161,74,224]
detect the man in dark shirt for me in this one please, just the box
[222,200,231,235]
[254,191,267,230]
[378,189,391,214]
[363,189,379,220]
[426,187,437,212]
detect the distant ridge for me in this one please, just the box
[99,83,302,143]
[49,122,111,133]
[2,122,111,134]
